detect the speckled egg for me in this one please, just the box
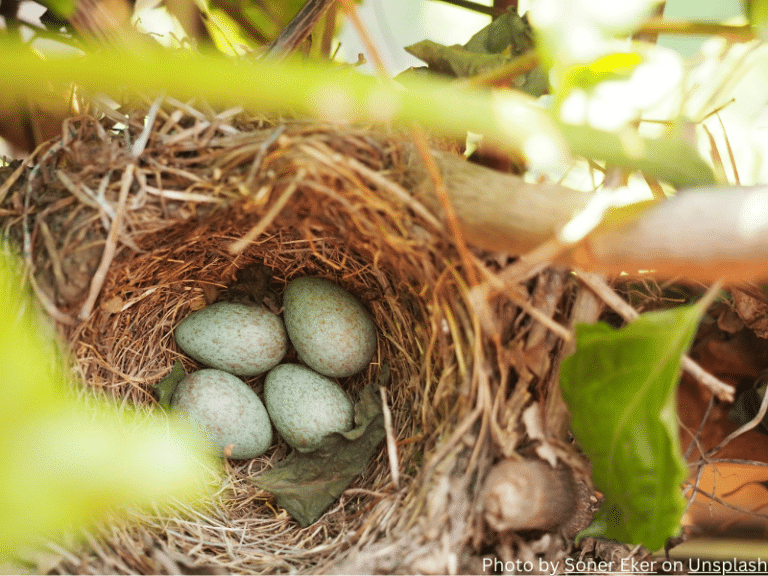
[171,369,273,459]
[175,301,287,377]
[264,364,354,452]
[283,277,377,378]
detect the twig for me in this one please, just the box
[577,270,734,402]
[229,169,304,254]
[143,186,223,204]
[27,269,77,325]
[37,218,67,288]
[21,141,76,325]
[682,357,734,403]
[470,275,572,343]
[637,17,754,42]
[56,170,114,219]
[424,402,483,472]
[462,51,538,88]
[338,0,389,78]
[706,383,768,458]
[263,0,336,58]
[683,396,716,460]
[497,237,567,285]
[342,487,389,498]
[245,125,286,189]
[130,95,164,157]
[78,162,135,320]
[430,0,505,17]
[410,124,478,285]
[302,142,443,231]
[686,482,768,521]
[380,387,400,490]
[0,152,37,205]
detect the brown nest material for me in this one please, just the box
[0,101,591,574]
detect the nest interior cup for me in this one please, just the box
[0,107,503,573]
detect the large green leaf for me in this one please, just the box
[560,302,707,550]
[251,371,387,527]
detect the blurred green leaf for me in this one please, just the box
[35,0,76,19]
[560,302,707,550]
[251,370,387,527]
[744,0,768,39]
[555,121,716,188]
[404,11,547,96]
[0,250,216,559]
[527,0,716,188]
[203,7,260,55]
[564,52,644,90]
[464,10,535,55]
[405,40,513,78]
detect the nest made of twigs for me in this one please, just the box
[0,99,585,574]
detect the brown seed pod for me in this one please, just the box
[482,459,577,532]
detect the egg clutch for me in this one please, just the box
[170,276,377,459]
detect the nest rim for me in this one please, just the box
[0,100,514,574]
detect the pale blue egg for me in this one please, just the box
[175,302,287,377]
[283,277,377,378]
[171,369,273,459]
[265,364,353,453]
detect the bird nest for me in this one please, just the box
[0,100,588,574]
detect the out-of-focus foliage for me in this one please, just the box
[0,42,572,175]
[0,249,216,559]
[744,0,768,39]
[196,0,307,55]
[38,0,75,19]
[9,0,346,56]
[528,0,717,187]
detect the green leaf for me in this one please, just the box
[251,369,387,527]
[153,360,186,409]
[403,11,547,97]
[463,10,535,55]
[560,302,707,550]
[405,40,514,78]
